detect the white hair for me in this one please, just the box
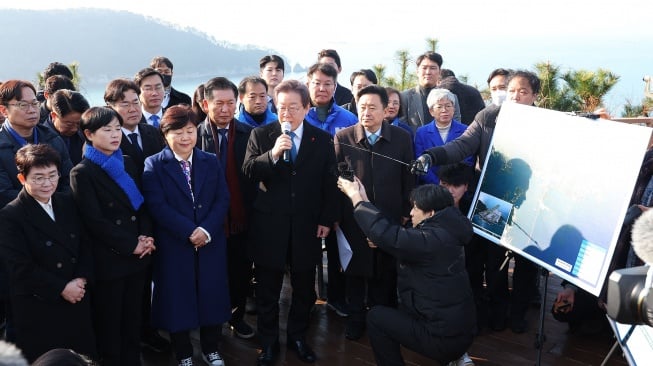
[0,341,28,366]
[426,88,456,109]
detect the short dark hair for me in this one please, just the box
[133,68,164,87]
[508,70,541,94]
[440,68,456,79]
[410,184,453,212]
[160,104,198,136]
[44,75,75,94]
[238,76,268,95]
[487,68,512,85]
[104,78,140,105]
[275,80,310,108]
[204,77,238,101]
[259,55,285,72]
[438,163,474,186]
[317,49,342,68]
[416,51,443,68]
[307,63,338,82]
[192,83,207,123]
[80,106,124,143]
[51,90,90,117]
[349,69,378,86]
[357,85,388,108]
[15,144,62,176]
[0,80,37,105]
[150,56,173,70]
[43,62,73,81]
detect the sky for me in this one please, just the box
[4,0,653,113]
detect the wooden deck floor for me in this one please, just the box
[142,271,628,366]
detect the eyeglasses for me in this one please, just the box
[433,103,454,111]
[142,85,164,93]
[114,101,141,110]
[309,81,335,89]
[8,101,40,111]
[30,172,60,186]
[277,105,302,114]
[387,101,400,107]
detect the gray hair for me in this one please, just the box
[426,88,456,109]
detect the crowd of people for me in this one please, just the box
[0,49,628,366]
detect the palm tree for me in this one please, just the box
[561,68,619,112]
[534,61,580,112]
[35,61,82,90]
[395,49,416,90]
[426,37,439,52]
[373,64,387,86]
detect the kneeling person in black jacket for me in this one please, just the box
[337,178,476,366]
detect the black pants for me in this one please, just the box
[93,271,146,366]
[255,265,316,347]
[170,325,220,361]
[227,232,253,323]
[367,306,472,366]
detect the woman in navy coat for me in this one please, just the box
[142,105,230,365]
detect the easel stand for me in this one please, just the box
[534,267,549,366]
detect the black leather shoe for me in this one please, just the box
[287,339,316,363]
[257,342,279,366]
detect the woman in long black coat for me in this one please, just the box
[69,107,155,366]
[0,144,96,362]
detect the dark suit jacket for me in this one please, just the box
[120,123,166,173]
[0,190,95,361]
[439,76,486,125]
[334,83,353,106]
[334,122,415,276]
[197,118,257,214]
[69,157,152,281]
[242,121,338,271]
[44,120,86,165]
[166,87,192,109]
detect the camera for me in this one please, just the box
[606,265,653,326]
[337,162,354,181]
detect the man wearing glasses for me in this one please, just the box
[0,80,73,208]
[104,78,165,173]
[243,80,338,365]
[134,68,166,129]
[149,56,191,110]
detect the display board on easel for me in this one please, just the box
[469,102,651,296]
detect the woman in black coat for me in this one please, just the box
[337,178,476,366]
[69,107,155,366]
[0,144,96,362]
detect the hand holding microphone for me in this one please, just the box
[410,154,432,175]
[271,122,293,161]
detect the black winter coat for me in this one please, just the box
[353,202,476,337]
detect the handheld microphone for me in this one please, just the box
[632,208,653,266]
[281,122,291,162]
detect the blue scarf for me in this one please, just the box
[84,145,144,210]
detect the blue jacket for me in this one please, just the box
[414,119,472,185]
[389,117,414,138]
[235,104,278,128]
[142,147,231,332]
[305,103,357,136]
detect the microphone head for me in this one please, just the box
[281,122,291,133]
[632,208,653,265]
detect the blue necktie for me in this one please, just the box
[289,131,298,162]
[368,133,378,145]
[218,128,228,169]
[150,114,160,128]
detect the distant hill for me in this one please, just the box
[0,8,280,86]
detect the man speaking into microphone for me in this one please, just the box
[243,79,338,365]
[334,85,415,340]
